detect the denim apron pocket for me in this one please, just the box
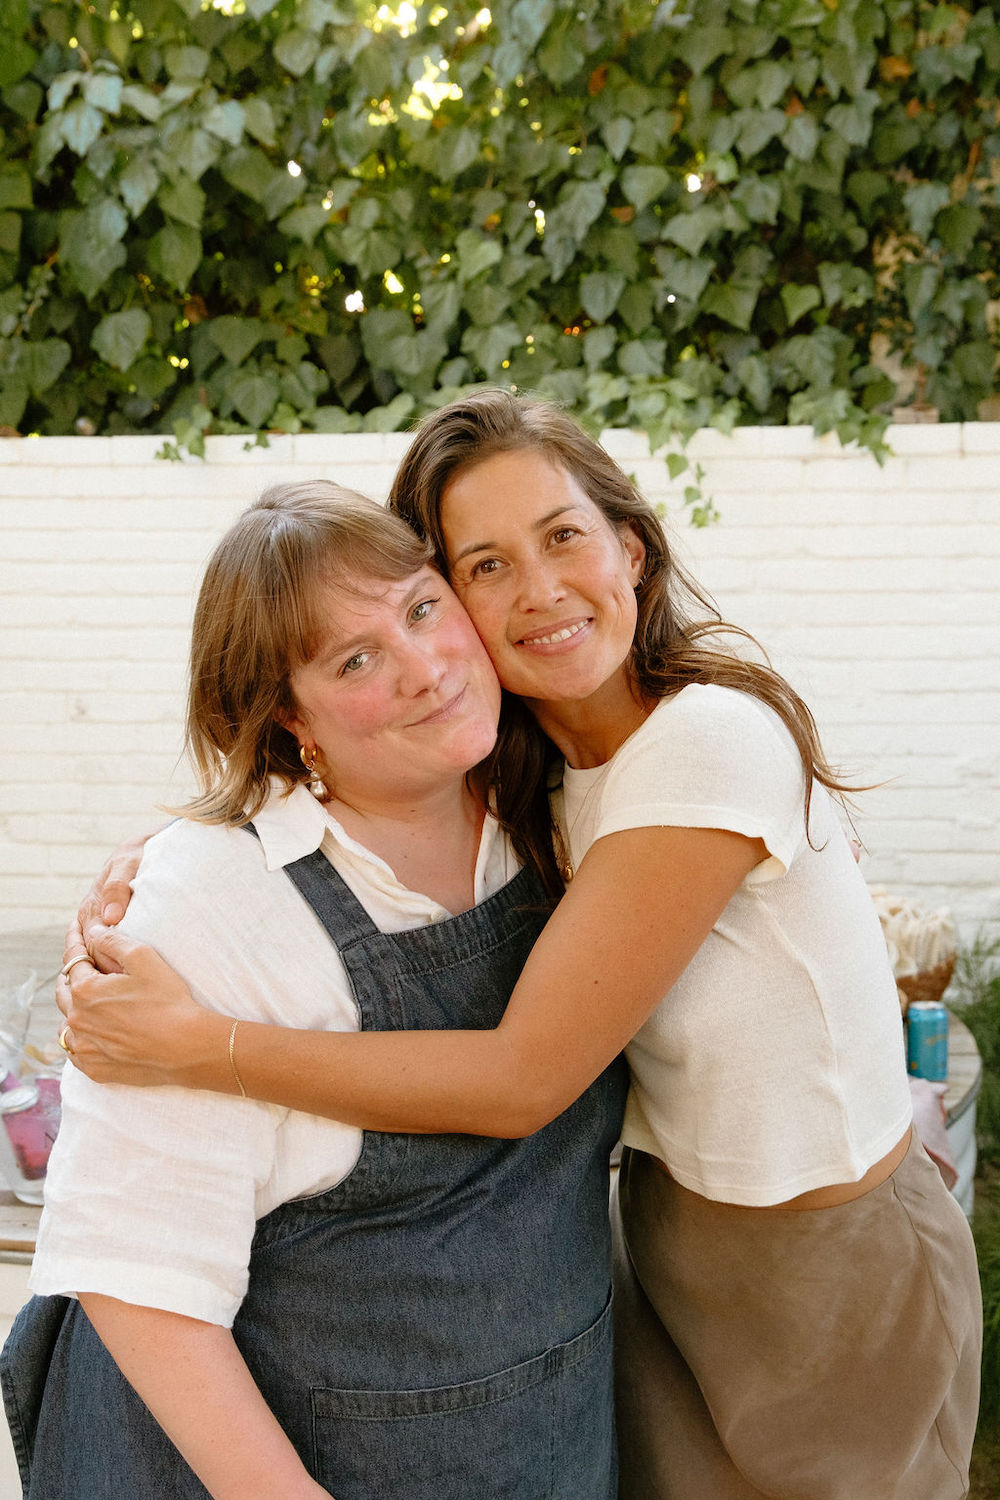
[309,1296,615,1500]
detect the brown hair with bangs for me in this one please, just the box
[181,480,432,825]
[390,387,858,898]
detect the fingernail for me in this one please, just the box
[103,904,124,925]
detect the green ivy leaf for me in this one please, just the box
[202,100,245,147]
[0,379,28,428]
[780,282,822,326]
[27,337,71,395]
[550,179,606,244]
[228,369,280,427]
[59,99,104,156]
[82,72,123,115]
[826,91,879,148]
[168,127,220,182]
[278,202,331,245]
[618,281,654,335]
[208,315,269,365]
[618,338,666,377]
[653,249,713,304]
[0,212,21,255]
[580,270,626,323]
[951,341,994,387]
[120,84,162,122]
[274,29,320,77]
[242,97,277,148]
[936,202,982,258]
[92,308,151,370]
[0,37,36,91]
[702,281,759,331]
[462,320,521,374]
[363,391,415,430]
[164,45,210,81]
[148,222,202,291]
[783,111,819,162]
[753,59,794,109]
[61,198,128,297]
[674,24,733,75]
[731,176,781,224]
[845,169,891,219]
[732,107,786,159]
[0,166,31,211]
[662,206,722,256]
[47,72,81,113]
[119,157,160,218]
[420,280,461,334]
[583,325,616,369]
[817,261,872,310]
[737,353,771,412]
[903,181,950,241]
[454,228,504,283]
[538,27,585,84]
[221,147,275,203]
[621,165,670,212]
[429,128,480,183]
[158,173,206,230]
[601,118,633,161]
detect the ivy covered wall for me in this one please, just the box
[1,0,998,491]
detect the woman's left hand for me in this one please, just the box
[58,923,226,1089]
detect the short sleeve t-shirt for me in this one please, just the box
[559,684,912,1206]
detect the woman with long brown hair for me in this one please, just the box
[58,392,981,1498]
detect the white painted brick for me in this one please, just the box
[2,426,998,940]
[885,423,964,456]
[3,561,197,595]
[0,843,52,875]
[902,455,1000,490]
[21,436,117,465]
[961,423,1000,454]
[701,457,812,494]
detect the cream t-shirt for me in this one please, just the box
[31,782,519,1325]
[559,684,912,1206]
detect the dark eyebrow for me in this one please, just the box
[449,506,581,565]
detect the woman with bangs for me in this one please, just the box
[3,480,625,1500]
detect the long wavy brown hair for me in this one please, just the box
[390,387,856,897]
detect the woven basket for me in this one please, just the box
[896,956,955,1017]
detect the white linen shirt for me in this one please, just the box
[30,783,519,1327]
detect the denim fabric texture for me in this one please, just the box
[3,847,627,1498]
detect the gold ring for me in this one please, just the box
[60,954,90,980]
[57,1026,75,1056]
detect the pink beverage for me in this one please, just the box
[0,1072,62,1201]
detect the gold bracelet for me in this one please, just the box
[228,1018,247,1099]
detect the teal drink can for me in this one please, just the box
[906,1001,949,1082]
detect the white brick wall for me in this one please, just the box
[2,424,998,945]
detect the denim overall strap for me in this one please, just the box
[231,846,627,1499]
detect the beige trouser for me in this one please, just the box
[613,1133,982,1500]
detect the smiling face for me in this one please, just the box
[283,565,501,810]
[440,450,646,721]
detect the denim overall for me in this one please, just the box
[2,850,627,1499]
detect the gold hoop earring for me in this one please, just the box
[299,743,329,801]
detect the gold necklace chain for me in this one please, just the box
[551,764,614,884]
